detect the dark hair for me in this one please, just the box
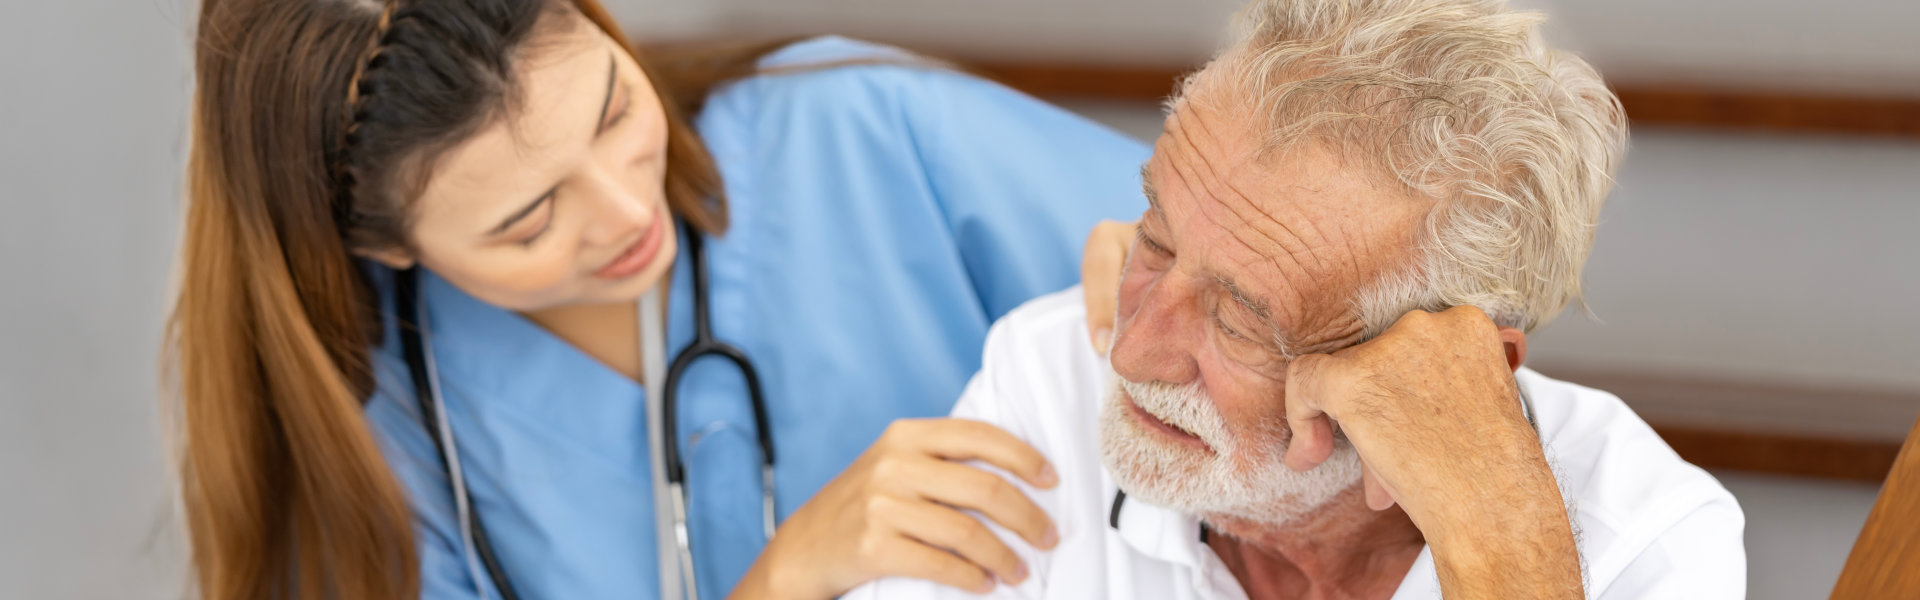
[171,1,760,597]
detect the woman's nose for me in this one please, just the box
[576,164,651,246]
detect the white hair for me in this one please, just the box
[1177,0,1628,335]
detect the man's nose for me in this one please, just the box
[1108,273,1204,385]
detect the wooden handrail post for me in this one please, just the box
[1832,416,1920,598]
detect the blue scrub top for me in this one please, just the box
[362,37,1149,599]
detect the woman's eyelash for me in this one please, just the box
[517,203,556,247]
[604,84,634,130]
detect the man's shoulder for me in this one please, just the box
[1519,369,1746,592]
[952,287,1107,433]
[985,286,1094,350]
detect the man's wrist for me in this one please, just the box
[1424,467,1582,599]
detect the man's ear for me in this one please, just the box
[1496,327,1527,372]
[352,246,416,270]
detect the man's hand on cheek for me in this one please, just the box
[1279,306,1583,599]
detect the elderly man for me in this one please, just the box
[844,0,1744,598]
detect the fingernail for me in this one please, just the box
[1038,464,1059,488]
[977,574,997,593]
[1013,561,1030,582]
[1042,525,1060,548]
[1094,328,1113,353]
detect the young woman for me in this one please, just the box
[170,0,1144,598]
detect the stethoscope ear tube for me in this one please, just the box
[396,269,521,600]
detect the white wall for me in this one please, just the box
[0,1,195,599]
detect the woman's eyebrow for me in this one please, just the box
[484,52,616,238]
[593,50,616,131]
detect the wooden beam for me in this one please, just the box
[1546,369,1914,483]
[963,59,1920,139]
[1614,87,1920,138]
[1832,417,1920,597]
[1652,425,1902,483]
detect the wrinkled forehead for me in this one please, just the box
[1146,97,1433,335]
[1150,98,1423,248]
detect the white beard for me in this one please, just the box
[1097,371,1362,524]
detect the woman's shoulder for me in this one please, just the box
[755,35,921,71]
[698,36,1009,132]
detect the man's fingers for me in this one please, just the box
[908,458,1057,550]
[1283,354,1347,471]
[1080,220,1136,355]
[1284,414,1336,472]
[900,419,1059,489]
[1361,462,1397,511]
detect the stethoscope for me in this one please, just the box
[395,221,776,600]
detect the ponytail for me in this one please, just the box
[171,39,417,600]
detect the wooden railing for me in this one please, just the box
[1832,417,1920,598]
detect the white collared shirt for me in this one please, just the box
[845,288,1746,599]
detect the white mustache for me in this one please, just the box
[1118,377,1230,449]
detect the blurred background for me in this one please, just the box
[2,0,1915,598]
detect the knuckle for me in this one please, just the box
[862,493,895,518]
[1016,453,1047,478]
[1289,354,1327,379]
[879,420,908,442]
[959,521,996,548]
[871,455,907,482]
[986,479,1019,506]
[855,531,888,563]
[939,560,982,587]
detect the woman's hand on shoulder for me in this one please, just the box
[730,418,1059,600]
[1081,220,1138,355]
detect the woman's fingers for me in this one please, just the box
[902,458,1057,549]
[1080,219,1137,355]
[887,419,1057,490]
[878,493,1029,587]
[861,524,996,594]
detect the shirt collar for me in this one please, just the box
[1103,472,1212,569]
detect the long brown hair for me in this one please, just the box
[169,1,776,597]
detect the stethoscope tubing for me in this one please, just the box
[397,221,777,600]
[396,268,522,600]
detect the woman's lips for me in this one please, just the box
[1122,390,1214,453]
[594,207,667,280]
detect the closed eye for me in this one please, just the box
[1136,229,1172,256]
[513,196,557,247]
[1210,303,1253,342]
